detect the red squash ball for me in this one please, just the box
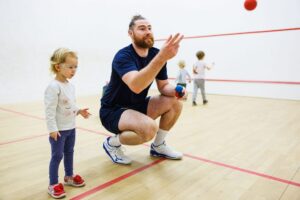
[244,0,257,11]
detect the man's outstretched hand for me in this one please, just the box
[159,33,184,61]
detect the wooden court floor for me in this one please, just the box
[0,93,300,200]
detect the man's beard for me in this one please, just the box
[133,34,154,49]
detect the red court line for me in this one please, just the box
[2,107,300,190]
[184,153,300,188]
[206,78,300,85]
[0,107,45,120]
[0,128,108,146]
[0,133,48,146]
[168,77,300,85]
[156,27,300,41]
[0,107,110,145]
[70,158,166,200]
[77,127,110,137]
[73,128,300,189]
[0,128,109,146]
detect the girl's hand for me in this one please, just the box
[79,108,91,119]
[50,131,61,141]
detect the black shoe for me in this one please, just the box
[203,100,208,105]
[192,101,197,106]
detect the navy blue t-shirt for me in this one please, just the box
[101,44,168,108]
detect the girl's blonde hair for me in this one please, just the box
[178,60,185,68]
[50,48,77,74]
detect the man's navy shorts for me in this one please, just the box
[99,97,150,134]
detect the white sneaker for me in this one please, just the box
[150,142,183,160]
[103,137,132,165]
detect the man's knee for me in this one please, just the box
[175,99,183,111]
[169,97,183,113]
[140,120,158,142]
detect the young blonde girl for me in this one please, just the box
[44,48,90,199]
[175,60,191,100]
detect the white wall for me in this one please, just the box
[0,0,299,104]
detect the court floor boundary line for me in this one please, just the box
[70,158,166,200]
[0,107,45,120]
[184,153,300,188]
[0,133,48,145]
[0,127,109,146]
[1,107,300,190]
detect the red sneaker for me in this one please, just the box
[48,183,66,199]
[64,174,85,187]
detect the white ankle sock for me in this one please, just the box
[153,129,168,146]
[108,135,121,147]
